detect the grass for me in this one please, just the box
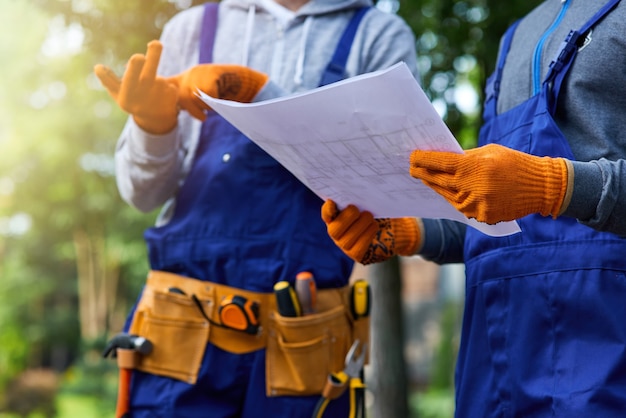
[0,393,106,418]
[56,393,104,418]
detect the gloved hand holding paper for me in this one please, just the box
[198,62,520,237]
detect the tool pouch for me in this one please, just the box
[128,276,214,384]
[265,286,369,397]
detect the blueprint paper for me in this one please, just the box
[199,62,520,237]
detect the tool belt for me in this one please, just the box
[127,270,370,396]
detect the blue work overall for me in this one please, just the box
[125,4,369,418]
[458,1,626,416]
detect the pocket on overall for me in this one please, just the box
[266,305,352,396]
[129,288,212,384]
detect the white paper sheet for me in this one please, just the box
[199,62,520,237]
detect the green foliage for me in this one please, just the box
[55,393,101,418]
[429,301,462,390]
[29,0,208,66]
[60,344,118,417]
[398,0,543,148]
[0,0,161,388]
[411,389,455,418]
[0,369,59,418]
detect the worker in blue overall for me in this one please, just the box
[323,0,626,416]
[94,0,418,417]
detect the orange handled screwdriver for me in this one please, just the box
[295,271,317,315]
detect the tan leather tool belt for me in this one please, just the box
[127,270,369,396]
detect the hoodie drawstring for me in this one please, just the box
[294,16,313,87]
[241,3,314,87]
[242,5,256,66]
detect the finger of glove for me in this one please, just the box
[347,222,380,262]
[94,64,121,99]
[177,84,209,121]
[164,74,181,88]
[336,213,378,252]
[409,150,462,174]
[418,175,461,200]
[327,205,369,240]
[409,165,460,190]
[321,200,339,224]
[420,173,512,224]
[140,41,163,83]
[185,99,209,122]
[118,54,146,109]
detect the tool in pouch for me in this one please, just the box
[295,271,317,315]
[275,271,318,317]
[350,279,370,320]
[312,339,368,418]
[102,332,154,418]
[169,286,261,335]
[274,280,303,317]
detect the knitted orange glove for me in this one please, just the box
[321,200,421,265]
[409,143,571,224]
[165,64,269,121]
[94,40,178,134]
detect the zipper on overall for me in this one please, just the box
[532,0,571,94]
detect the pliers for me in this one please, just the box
[312,339,368,418]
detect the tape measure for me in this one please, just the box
[219,295,260,334]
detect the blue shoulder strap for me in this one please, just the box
[543,0,620,113]
[199,2,219,64]
[483,19,520,114]
[318,7,371,87]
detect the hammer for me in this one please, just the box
[103,333,153,418]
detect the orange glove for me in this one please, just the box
[409,143,572,224]
[165,64,269,121]
[321,200,422,265]
[94,40,178,134]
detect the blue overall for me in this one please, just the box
[457,1,626,416]
[126,4,369,417]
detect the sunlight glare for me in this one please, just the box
[41,16,84,57]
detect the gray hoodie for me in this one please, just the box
[114,0,419,223]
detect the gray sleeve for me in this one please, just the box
[419,219,467,264]
[358,11,420,81]
[115,120,184,213]
[114,8,203,213]
[562,159,626,237]
[253,80,287,102]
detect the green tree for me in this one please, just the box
[398,0,543,148]
[0,0,162,385]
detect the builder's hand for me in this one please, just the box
[409,143,571,224]
[94,40,178,135]
[165,64,269,121]
[321,200,421,265]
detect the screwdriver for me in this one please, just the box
[295,271,317,315]
[350,279,370,319]
[274,281,302,317]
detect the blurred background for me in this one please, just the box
[0,0,540,416]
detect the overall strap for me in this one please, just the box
[199,2,219,64]
[483,19,521,115]
[544,0,621,113]
[318,7,371,87]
